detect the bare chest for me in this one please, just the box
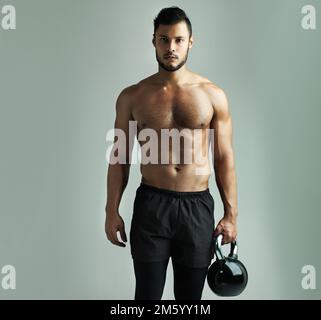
[132,87,213,130]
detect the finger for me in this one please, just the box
[108,230,126,247]
[222,234,232,245]
[115,230,126,247]
[213,225,222,237]
[221,237,228,245]
[119,226,127,243]
[114,241,126,247]
[230,234,236,242]
[112,235,126,247]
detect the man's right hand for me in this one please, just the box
[105,212,128,247]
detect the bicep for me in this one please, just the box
[210,89,234,162]
[114,89,133,131]
[113,89,135,161]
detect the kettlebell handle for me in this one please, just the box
[214,234,238,260]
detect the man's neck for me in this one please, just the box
[156,66,191,86]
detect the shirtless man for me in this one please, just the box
[105,6,238,300]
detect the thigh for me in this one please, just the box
[133,258,169,300]
[172,192,215,268]
[172,260,208,300]
[130,191,173,262]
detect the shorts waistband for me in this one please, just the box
[138,182,210,198]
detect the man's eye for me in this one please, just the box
[177,39,183,43]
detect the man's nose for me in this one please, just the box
[167,39,176,52]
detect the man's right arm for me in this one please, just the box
[105,87,135,247]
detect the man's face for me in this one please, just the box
[153,21,193,72]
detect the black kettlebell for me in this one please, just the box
[207,234,248,296]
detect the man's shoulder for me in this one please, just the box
[195,75,224,96]
[119,75,154,99]
[194,75,229,114]
[118,83,140,99]
[197,77,228,107]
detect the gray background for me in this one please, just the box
[0,0,320,299]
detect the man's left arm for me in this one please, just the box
[209,85,238,244]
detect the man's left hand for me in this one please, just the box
[213,216,237,245]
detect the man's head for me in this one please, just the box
[152,7,193,72]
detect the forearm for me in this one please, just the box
[105,163,130,216]
[214,154,238,221]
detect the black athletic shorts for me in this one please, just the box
[130,182,215,268]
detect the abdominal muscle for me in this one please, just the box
[138,128,212,191]
[141,165,210,191]
[140,159,212,192]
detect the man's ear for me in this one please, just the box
[189,36,194,49]
[152,34,155,47]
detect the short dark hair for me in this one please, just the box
[153,6,192,38]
